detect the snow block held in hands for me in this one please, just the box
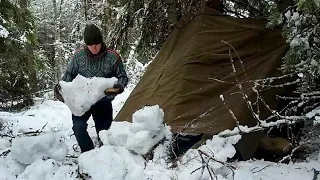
[59,75,118,116]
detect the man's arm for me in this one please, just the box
[112,59,128,94]
[62,57,78,82]
[114,60,128,88]
[108,50,128,93]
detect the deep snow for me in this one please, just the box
[1,76,320,180]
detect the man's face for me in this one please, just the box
[87,43,101,54]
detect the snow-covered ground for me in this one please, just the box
[1,80,320,180]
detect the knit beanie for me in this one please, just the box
[83,24,103,45]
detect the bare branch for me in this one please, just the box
[251,164,272,173]
[208,77,235,84]
[221,41,260,125]
[220,95,242,133]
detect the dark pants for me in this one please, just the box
[72,97,113,152]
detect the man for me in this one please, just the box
[54,24,128,153]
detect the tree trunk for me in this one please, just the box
[84,0,88,22]
[52,0,63,83]
[20,0,37,91]
[167,0,181,31]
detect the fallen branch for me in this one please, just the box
[66,154,79,159]
[0,134,15,138]
[251,164,272,173]
[279,123,320,163]
[191,149,216,180]
[21,122,48,136]
[143,137,166,161]
[278,145,304,163]
[200,149,237,170]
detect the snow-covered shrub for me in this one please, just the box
[267,2,320,116]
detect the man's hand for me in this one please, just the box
[104,83,124,98]
[54,83,65,102]
[104,88,120,98]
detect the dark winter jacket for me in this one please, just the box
[62,43,128,90]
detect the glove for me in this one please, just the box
[54,83,64,102]
[104,83,124,98]
[113,83,124,94]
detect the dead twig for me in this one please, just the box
[221,40,247,79]
[143,137,166,161]
[190,150,217,180]
[22,122,48,136]
[220,95,242,133]
[199,149,237,170]
[279,145,301,163]
[208,77,236,84]
[66,154,79,159]
[222,40,260,125]
[0,149,11,158]
[251,164,272,173]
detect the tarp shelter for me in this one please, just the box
[116,6,289,160]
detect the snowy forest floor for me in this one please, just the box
[1,87,320,180]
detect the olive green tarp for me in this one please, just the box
[116,7,289,159]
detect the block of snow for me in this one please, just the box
[99,121,132,146]
[131,105,164,132]
[99,105,170,155]
[78,146,145,180]
[59,74,117,116]
[11,133,68,165]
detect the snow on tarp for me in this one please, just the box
[59,74,117,116]
[99,105,170,155]
[11,133,68,165]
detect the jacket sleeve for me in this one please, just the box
[111,53,128,88]
[113,59,128,88]
[62,57,78,82]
